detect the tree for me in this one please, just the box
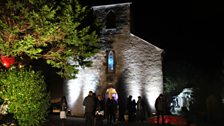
[0,68,50,126]
[0,0,100,79]
[163,60,203,95]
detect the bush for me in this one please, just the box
[0,68,50,126]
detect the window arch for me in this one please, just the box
[106,11,116,29]
[107,50,115,72]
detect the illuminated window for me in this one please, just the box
[106,11,116,29]
[108,50,115,72]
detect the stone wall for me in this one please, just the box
[62,2,163,116]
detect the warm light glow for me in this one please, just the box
[18,63,24,68]
[106,88,118,101]
[0,56,15,69]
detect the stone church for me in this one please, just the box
[62,2,164,116]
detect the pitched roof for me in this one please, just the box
[92,2,131,10]
[129,33,163,53]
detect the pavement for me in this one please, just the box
[42,114,224,126]
[42,114,157,126]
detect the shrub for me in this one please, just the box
[0,68,50,126]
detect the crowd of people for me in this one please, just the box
[82,90,150,126]
[58,91,171,126]
[58,91,170,126]
[57,89,224,126]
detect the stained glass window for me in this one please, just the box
[108,50,114,72]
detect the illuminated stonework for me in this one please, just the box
[63,2,164,116]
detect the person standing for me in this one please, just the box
[95,95,105,126]
[127,95,133,122]
[130,99,137,121]
[60,96,68,126]
[83,91,96,126]
[136,96,145,122]
[155,93,167,125]
[106,96,117,125]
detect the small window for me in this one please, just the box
[106,11,116,29]
[107,50,115,72]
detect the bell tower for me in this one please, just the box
[92,3,131,95]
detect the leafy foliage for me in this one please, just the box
[0,68,50,126]
[0,0,100,79]
[163,61,201,95]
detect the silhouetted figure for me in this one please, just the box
[136,96,145,122]
[106,97,117,125]
[95,95,105,126]
[118,96,125,121]
[127,95,133,122]
[92,93,98,125]
[60,96,68,126]
[155,94,166,125]
[130,99,137,121]
[83,91,96,126]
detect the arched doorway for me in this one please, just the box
[105,87,118,102]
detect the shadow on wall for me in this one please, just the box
[116,69,128,120]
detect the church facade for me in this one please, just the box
[63,2,164,116]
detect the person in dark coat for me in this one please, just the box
[83,91,96,126]
[127,95,133,122]
[130,99,137,121]
[95,95,105,126]
[155,93,167,125]
[106,96,117,124]
[136,96,145,122]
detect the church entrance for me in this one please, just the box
[105,87,118,102]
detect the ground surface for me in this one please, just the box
[42,114,224,126]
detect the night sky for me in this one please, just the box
[89,0,224,69]
[131,1,224,65]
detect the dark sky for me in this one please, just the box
[90,0,224,67]
[131,1,224,63]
